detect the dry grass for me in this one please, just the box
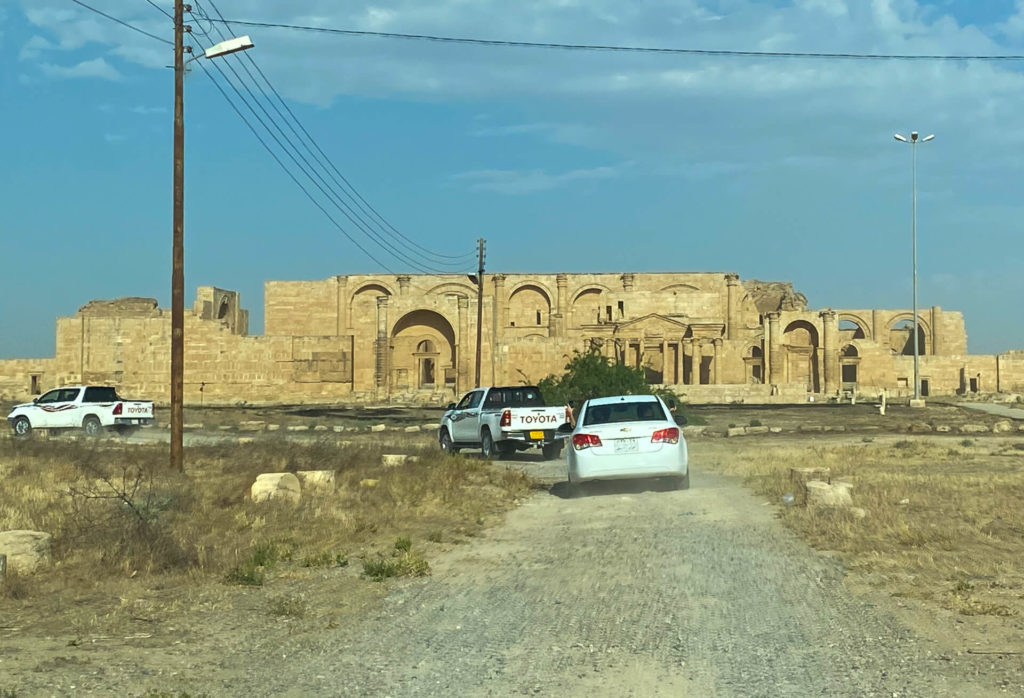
[706,435,1024,617]
[0,434,534,627]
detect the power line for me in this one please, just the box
[209,19,1024,62]
[186,3,475,271]
[68,0,172,45]
[199,5,476,263]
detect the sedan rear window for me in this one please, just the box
[583,401,665,426]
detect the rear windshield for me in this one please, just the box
[83,386,121,403]
[483,387,546,409]
[583,400,665,426]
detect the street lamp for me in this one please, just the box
[172,1,252,471]
[893,131,934,403]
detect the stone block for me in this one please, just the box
[332,426,345,433]
[286,425,309,432]
[404,426,421,433]
[799,425,823,432]
[935,425,952,433]
[237,437,255,445]
[267,424,280,431]
[0,530,52,573]
[314,425,329,432]
[296,470,336,491]
[993,420,1013,434]
[726,427,747,437]
[360,478,379,487]
[250,473,301,505]
[769,427,783,434]
[238,421,266,432]
[422,423,439,430]
[370,424,387,433]
[382,454,420,467]
[746,426,770,435]
[960,424,989,434]
[218,425,235,431]
[908,422,932,433]
[183,423,204,430]
[806,480,853,508]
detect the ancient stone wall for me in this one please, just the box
[1,271,1015,406]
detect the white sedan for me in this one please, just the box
[567,394,689,493]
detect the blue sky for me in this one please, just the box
[2,0,1024,358]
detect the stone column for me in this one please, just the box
[491,274,507,332]
[871,309,883,345]
[930,305,941,355]
[712,338,722,384]
[553,273,568,337]
[457,296,470,395]
[397,275,411,296]
[767,312,783,385]
[820,309,838,394]
[336,275,349,333]
[375,296,390,398]
[690,340,702,385]
[621,273,635,291]
[675,340,683,385]
[725,273,740,340]
[661,339,668,384]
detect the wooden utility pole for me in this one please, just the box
[475,238,485,387]
[171,0,185,471]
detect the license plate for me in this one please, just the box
[614,438,638,453]
[530,430,544,440]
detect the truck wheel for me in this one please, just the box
[542,442,562,460]
[12,416,31,438]
[439,429,459,455]
[480,429,496,459]
[82,416,103,438]
[497,442,517,458]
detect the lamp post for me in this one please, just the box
[893,131,934,403]
[171,0,252,471]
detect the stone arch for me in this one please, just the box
[571,285,613,326]
[217,297,231,320]
[783,320,820,392]
[838,314,870,340]
[425,282,477,299]
[745,344,764,385]
[508,284,552,328]
[658,283,701,293]
[840,343,860,385]
[888,315,930,355]
[349,283,393,336]
[391,310,457,389]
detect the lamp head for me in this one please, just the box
[910,131,919,141]
[894,133,908,142]
[922,134,935,142]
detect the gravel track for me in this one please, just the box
[218,466,984,697]
[4,456,1006,697]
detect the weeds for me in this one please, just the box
[268,595,307,619]
[362,538,430,581]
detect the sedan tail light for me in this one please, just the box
[572,433,603,450]
[113,403,123,416]
[651,427,679,444]
[500,409,511,427]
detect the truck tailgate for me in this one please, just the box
[508,407,565,430]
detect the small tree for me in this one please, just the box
[537,349,682,408]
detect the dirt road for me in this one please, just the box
[3,451,1008,697]
[202,465,989,696]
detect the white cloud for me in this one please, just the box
[38,57,121,80]
[451,164,623,194]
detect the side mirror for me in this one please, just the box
[32,397,39,404]
[674,414,688,426]
[445,403,456,411]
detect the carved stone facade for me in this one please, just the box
[2,273,1023,404]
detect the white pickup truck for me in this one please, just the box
[7,385,155,437]
[439,386,572,460]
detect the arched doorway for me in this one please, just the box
[745,344,764,384]
[890,319,929,356]
[391,310,457,392]
[783,321,820,393]
[415,339,438,387]
[840,344,859,387]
